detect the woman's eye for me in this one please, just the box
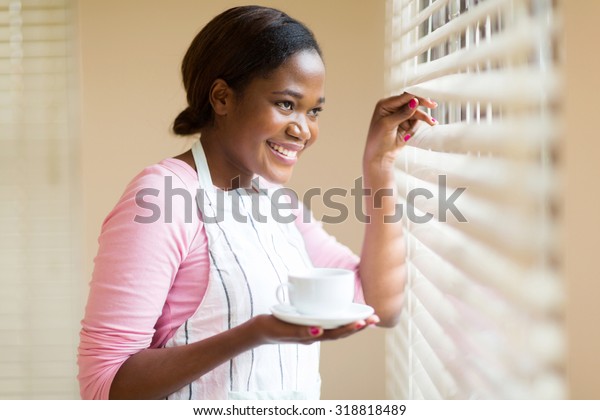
[308,107,323,118]
[277,101,293,111]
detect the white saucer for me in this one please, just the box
[270,303,375,329]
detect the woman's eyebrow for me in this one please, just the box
[272,89,325,104]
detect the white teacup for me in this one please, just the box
[276,268,355,316]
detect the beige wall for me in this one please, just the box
[562,0,600,400]
[78,0,387,399]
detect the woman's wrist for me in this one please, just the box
[363,159,396,192]
[238,315,270,347]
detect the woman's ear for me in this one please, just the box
[209,79,232,116]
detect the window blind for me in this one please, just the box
[0,0,80,398]
[385,0,564,399]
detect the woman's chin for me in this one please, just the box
[260,170,293,186]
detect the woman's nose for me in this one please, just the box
[286,119,311,141]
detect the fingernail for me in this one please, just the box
[355,321,367,330]
[431,118,437,123]
[309,327,322,337]
[409,98,418,109]
[403,134,411,142]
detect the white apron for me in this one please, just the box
[164,141,321,400]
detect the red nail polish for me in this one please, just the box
[409,98,418,109]
[309,327,321,337]
[403,134,411,142]
[431,118,437,123]
[355,321,367,330]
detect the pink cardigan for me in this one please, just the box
[77,158,362,400]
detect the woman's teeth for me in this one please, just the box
[268,142,297,158]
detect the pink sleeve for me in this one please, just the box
[293,204,365,304]
[77,164,203,400]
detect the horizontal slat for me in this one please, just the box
[399,117,559,159]
[397,0,451,37]
[408,238,520,328]
[0,72,67,89]
[0,23,67,41]
[0,9,67,26]
[0,56,68,74]
[0,361,75,378]
[407,243,565,366]
[401,209,563,314]
[397,145,556,203]
[0,107,68,123]
[0,328,76,347]
[408,315,447,399]
[386,318,410,399]
[394,15,556,86]
[408,283,555,398]
[0,0,68,10]
[393,0,514,64]
[0,40,68,58]
[394,169,559,264]
[402,68,560,106]
[0,377,77,399]
[0,122,69,140]
[409,301,496,398]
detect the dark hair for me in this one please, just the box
[172,5,322,136]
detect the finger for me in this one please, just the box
[397,115,427,142]
[382,97,420,129]
[394,108,437,135]
[377,94,437,115]
[411,95,438,109]
[399,121,412,132]
[320,320,368,340]
[365,314,381,326]
[397,121,417,142]
[411,109,438,126]
[376,92,416,114]
[307,325,323,339]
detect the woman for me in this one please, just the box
[77,5,437,400]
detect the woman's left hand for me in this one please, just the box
[364,93,437,180]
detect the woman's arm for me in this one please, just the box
[109,314,376,399]
[359,94,437,327]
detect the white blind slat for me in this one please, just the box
[392,0,514,64]
[397,15,558,86]
[403,118,559,159]
[404,69,560,106]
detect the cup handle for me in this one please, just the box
[276,283,293,305]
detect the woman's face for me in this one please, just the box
[207,50,326,188]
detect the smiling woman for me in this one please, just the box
[77,0,394,400]
[76,4,432,400]
[197,50,326,187]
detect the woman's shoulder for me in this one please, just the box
[102,156,201,231]
[127,156,198,193]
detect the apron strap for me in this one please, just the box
[191,140,215,192]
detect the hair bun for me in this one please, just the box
[173,107,201,136]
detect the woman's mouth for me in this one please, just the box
[267,141,299,160]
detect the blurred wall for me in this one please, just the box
[77,0,387,399]
[562,0,600,399]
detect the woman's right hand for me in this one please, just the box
[247,314,380,345]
